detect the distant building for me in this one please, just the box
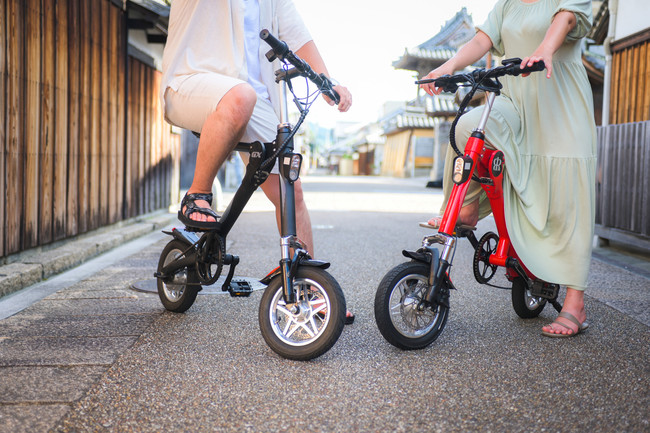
[383,8,482,181]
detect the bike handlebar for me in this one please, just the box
[259,29,340,104]
[415,58,546,93]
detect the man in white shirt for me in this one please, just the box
[161,0,354,322]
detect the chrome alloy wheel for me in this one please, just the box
[389,274,438,338]
[268,278,331,347]
[523,284,545,311]
[162,248,187,303]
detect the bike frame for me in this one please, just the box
[426,91,539,304]
[159,76,331,306]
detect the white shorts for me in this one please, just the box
[164,72,278,142]
[164,72,280,171]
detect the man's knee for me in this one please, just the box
[260,176,306,209]
[217,83,257,129]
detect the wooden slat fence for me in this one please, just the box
[0,0,179,260]
[595,121,650,250]
[610,37,650,124]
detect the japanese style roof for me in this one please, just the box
[423,94,457,117]
[393,8,476,76]
[129,0,170,18]
[587,0,608,45]
[381,104,440,135]
[416,8,475,50]
[128,0,169,43]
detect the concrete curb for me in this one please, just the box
[0,211,176,299]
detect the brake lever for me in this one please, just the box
[274,67,302,84]
[319,73,340,104]
[415,77,459,93]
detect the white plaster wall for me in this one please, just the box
[128,29,165,71]
[615,0,650,41]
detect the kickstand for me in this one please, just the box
[551,299,562,313]
[220,254,239,293]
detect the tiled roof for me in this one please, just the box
[392,8,478,74]
[417,8,474,50]
[424,94,457,116]
[587,0,608,44]
[392,48,457,69]
[395,113,436,129]
[129,0,170,18]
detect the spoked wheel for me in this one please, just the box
[374,262,449,350]
[259,267,346,361]
[511,277,546,318]
[157,239,200,313]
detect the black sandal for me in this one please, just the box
[178,193,220,230]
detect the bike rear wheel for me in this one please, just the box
[157,239,200,313]
[511,277,546,318]
[259,267,346,361]
[374,261,448,350]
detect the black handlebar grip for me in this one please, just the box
[513,60,546,76]
[260,29,289,57]
[329,89,341,105]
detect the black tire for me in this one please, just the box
[511,277,546,318]
[157,239,200,313]
[259,267,346,361]
[374,262,448,350]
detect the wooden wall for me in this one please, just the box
[610,35,650,124]
[0,0,179,259]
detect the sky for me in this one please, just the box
[290,0,497,127]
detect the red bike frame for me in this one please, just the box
[438,92,535,282]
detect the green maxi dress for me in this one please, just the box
[441,0,597,290]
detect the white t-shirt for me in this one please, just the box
[161,0,312,117]
[243,0,269,100]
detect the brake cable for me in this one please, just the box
[259,62,327,172]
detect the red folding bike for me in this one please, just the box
[374,58,562,350]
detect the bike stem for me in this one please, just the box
[276,122,298,304]
[438,93,497,257]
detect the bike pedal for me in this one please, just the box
[228,279,253,297]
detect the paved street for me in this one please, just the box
[1,175,648,432]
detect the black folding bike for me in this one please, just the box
[154,30,346,361]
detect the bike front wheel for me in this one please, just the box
[258,267,346,361]
[374,261,449,350]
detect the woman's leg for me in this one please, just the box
[428,109,485,227]
[542,288,587,336]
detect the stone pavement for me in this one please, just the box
[0,175,648,433]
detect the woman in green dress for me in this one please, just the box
[420,0,596,337]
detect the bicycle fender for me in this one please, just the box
[170,227,201,246]
[402,249,431,264]
[259,259,331,285]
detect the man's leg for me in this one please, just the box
[185,84,257,222]
[259,177,314,255]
